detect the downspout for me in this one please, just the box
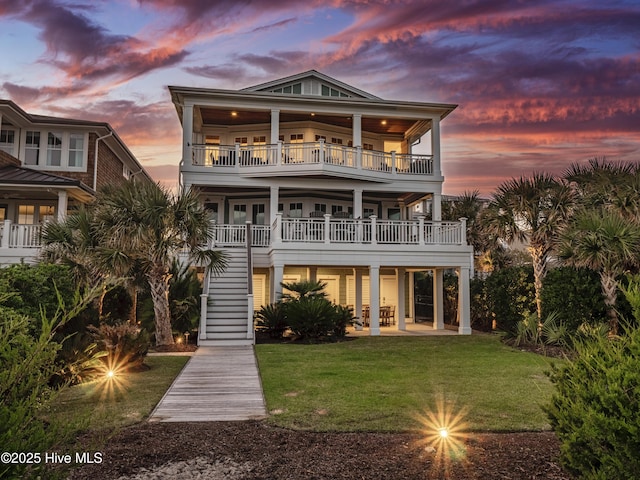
[93,131,113,191]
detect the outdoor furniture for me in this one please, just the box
[380,306,391,326]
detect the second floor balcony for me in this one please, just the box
[189,141,434,178]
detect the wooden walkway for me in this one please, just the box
[149,346,267,422]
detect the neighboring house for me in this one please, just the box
[0,99,151,265]
[169,70,473,345]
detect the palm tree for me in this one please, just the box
[482,173,574,320]
[93,180,227,346]
[557,208,640,335]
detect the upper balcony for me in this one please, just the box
[187,141,434,181]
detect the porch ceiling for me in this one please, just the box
[198,107,423,135]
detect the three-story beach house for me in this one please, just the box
[169,70,473,345]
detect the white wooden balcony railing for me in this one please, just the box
[191,141,433,175]
[209,215,466,247]
[0,221,42,249]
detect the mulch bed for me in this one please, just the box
[67,421,573,479]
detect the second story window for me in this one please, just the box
[68,134,84,167]
[0,129,15,155]
[47,132,63,166]
[25,131,40,165]
[290,134,304,143]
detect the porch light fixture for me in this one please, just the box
[310,113,315,116]
[231,111,238,117]
[381,120,387,125]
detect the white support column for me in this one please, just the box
[353,188,363,219]
[431,117,441,177]
[270,109,280,144]
[1,220,11,248]
[369,265,380,336]
[432,193,442,221]
[355,268,363,331]
[352,114,362,147]
[272,264,284,303]
[308,267,317,282]
[433,268,444,330]
[408,271,415,322]
[182,104,194,166]
[269,185,279,224]
[396,268,406,331]
[56,190,68,221]
[458,267,472,334]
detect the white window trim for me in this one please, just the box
[20,130,89,172]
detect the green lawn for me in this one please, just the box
[256,335,560,432]
[49,355,189,433]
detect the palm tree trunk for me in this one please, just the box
[600,270,619,335]
[148,266,174,346]
[529,246,547,321]
[128,285,138,325]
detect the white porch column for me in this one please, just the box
[355,268,364,331]
[431,116,441,177]
[369,265,380,336]
[270,109,280,144]
[352,114,362,147]
[458,267,472,334]
[271,264,284,303]
[353,188,363,219]
[308,267,317,282]
[182,104,194,165]
[56,190,68,221]
[396,268,406,331]
[408,271,415,322]
[432,193,442,221]
[269,185,279,224]
[433,268,444,330]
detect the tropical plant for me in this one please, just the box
[557,208,640,335]
[91,180,227,346]
[481,173,574,320]
[255,302,287,339]
[281,280,327,300]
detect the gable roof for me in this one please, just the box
[240,70,381,100]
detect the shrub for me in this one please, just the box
[88,322,150,369]
[470,276,492,332]
[255,303,287,339]
[332,304,358,338]
[485,265,535,334]
[545,323,640,479]
[285,295,337,341]
[541,267,607,332]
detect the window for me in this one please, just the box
[0,129,15,155]
[321,85,350,97]
[315,135,326,142]
[252,204,265,225]
[290,134,304,143]
[331,205,343,215]
[205,135,220,145]
[204,202,219,223]
[123,164,132,179]
[68,133,84,167]
[388,208,401,220]
[363,143,374,150]
[271,82,302,94]
[252,136,266,144]
[331,137,343,145]
[289,202,303,218]
[234,137,248,145]
[0,204,7,221]
[47,132,63,166]
[278,135,284,142]
[25,131,40,165]
[314,203,327,213]
[18,205,35,224]
[233,204,247,224]
[39,205,55,223]
[364,208,375,219]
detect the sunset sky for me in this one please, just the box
[1,0,638,195]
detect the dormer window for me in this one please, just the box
[0,129,15,156]
[23,130,87,170]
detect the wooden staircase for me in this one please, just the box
[199,248,254,346]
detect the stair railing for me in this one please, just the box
[246,221,255,342]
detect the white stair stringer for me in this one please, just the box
[200,248,253,346]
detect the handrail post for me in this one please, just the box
[277,140,283,166]
[319,139,325,164]
[459,217,468,245]
[391,151,396,174]
[324,213,331,244]
[274,212,282,244]
[235,142,240,170]
[418,216,425,245]
[370,215,377,245]
[1,220,11,248]
[356,146,362,170]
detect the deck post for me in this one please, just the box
[458,267,472,334]
[355,268,364,331]
[459,217,467,245]
[418,216,425,244]
[369,265,381,336]
[433,268,444,330]
[370,215,377,244]
[396,268,406,330]
[323,214,331,244]
[199,293,208,341]
[1,220,10,248]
